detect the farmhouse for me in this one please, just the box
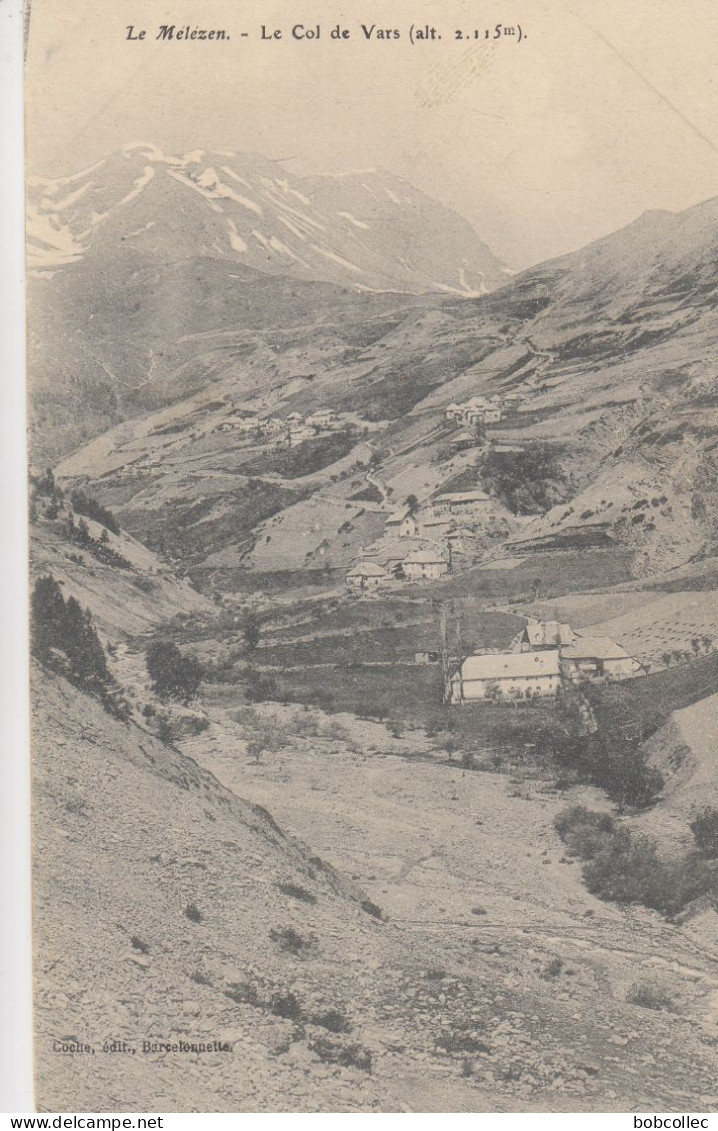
[402,549,449,581]
[514,620,576,652]
[259,416,284,435]
[446,397,502,426]
[346,561,390,593]
[432,490,491,518]
[450,430,479,453]
[560,637,643,682]
[463,397,502,425]
[288,425,316,446]
[450,651,561,703]
[306,409,338,428]
[385,509,419,538]
[218,416,259,435]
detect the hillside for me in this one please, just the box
[54,195,718,588]
[30,519,718,1112]
[28,145,511,462]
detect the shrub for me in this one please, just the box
[543,958,563,978]
[311,1009,352,1034]
[690,806,718,858]
[244,668,279,704]
[480,441,571,515]
[146,640,203,703]
[269,927,311,955]
[436,1030,491,1055]
[270,992,303,1020]
[360,899,383,920]
[309,1037,372,1072]
[184,903,203,923]
[276,882,317,905]
[626,982,674,1011]
[555,805,717,916]
[69,488,120,534]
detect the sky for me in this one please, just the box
[25,0,718,268]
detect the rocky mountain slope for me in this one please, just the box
[31,516,718,1111]
[28,144,509,294]
[28,144,512,461]
[54,194,718,585]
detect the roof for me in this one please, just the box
[561,636,634,661]
[525,621,575,647]
[404,550,447,564]
[385,508,410,525]
[434,490,490,504]
[464,396,492,409]
[459,651,561,681]
[347,562,389,578]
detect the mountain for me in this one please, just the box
[30,503,718,1111]
[54,194,718,584]
[28,143,511,295]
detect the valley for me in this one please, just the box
[28,148,718,1112]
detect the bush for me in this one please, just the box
[269,927,311,955]
[690,806,718,858]
[244,668,279,704]
[311,1009,352,1034]
[270,992,303,1020]
[480,441,571,515]
[276,882,317,905]
[360,899,383,920]
[554,805,717,916]
[626,982,674,1011]
[70,488,120,534]
[146,640,203,703]
[309,1037,372,1072]
[184,903,203,923]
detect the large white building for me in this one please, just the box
[450,651,562,703]
[432,490,492,519]
[402,549,449,581]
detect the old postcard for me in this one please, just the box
[25,0,717,1113]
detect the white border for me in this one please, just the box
[0,0,34,1113]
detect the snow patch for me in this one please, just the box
[274,178,311,206]
[227,220,248,253]
[40,182,91,214]
[338,211,371,231]
[312,246,363,274]
[123,219,157,241]
[116,165,156,209]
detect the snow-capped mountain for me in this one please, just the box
[27,143,510,295]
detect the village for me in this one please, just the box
[446,617,644,705]
[214,404,352,446]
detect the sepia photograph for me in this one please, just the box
[21,0,718,1114]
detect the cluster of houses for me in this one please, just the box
[346,547,449,592]
[216,407,345,447]
[449,619,643,702]
[346,488,499,593]
[445,396,504,427]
